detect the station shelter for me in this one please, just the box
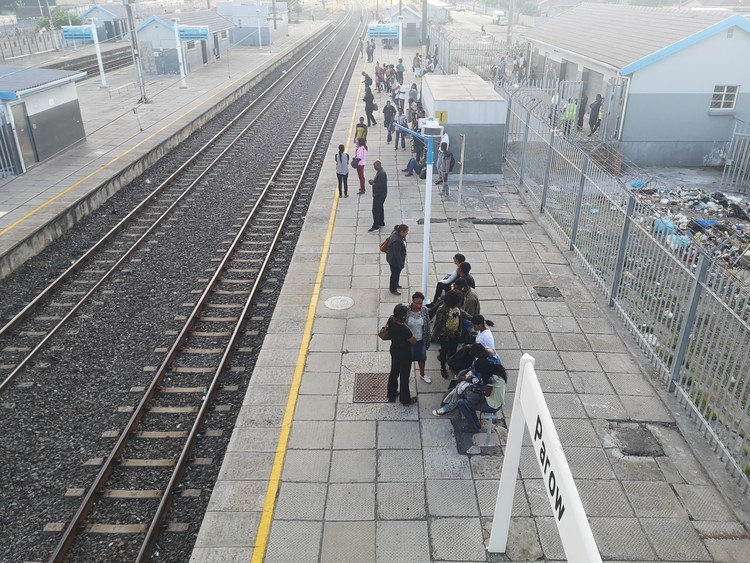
[0,66,86,177]
[422,69,506,174]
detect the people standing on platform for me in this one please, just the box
[367,159,387,231]
[386,304,418,405]
[407,291,431,383]
[562,98,577,136]
[432,289,464,378]
[334,144,349,198]
[438,142,454,197]
[396,58,405,84]
[394,107,408,150]
[589,94,602,136]
[385,223,408,294]
[397,82,407,111]
[362,71,373,89]
[408,83,419,103]
[497,57,507,86]
[355,140,367,194]
[359,37,364,59]
[435,142,445,186]
[383,100,396,143]
[412,52,422,77]
[577,94,588,132]
[354,117,368,145]
[364,86,377,126]
[375,63,385,92]
[441,130,449,149]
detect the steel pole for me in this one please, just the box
[256,10,263,49]
[422,136,434,298]
[90,21,107,88]
[455,134,466,224]
[172,21,187,88]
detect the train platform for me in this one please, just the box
[191,56,750,561]
[0,19,330,277]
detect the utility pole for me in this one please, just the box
[124,0,149,104]
[507,0,514,46]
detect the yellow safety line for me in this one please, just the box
[250,65,364,563]
[0,60,275,239]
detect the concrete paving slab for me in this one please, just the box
[227,426,282,453]
[193,511,261,548]
[606,451,668,482]
[422,446,472,480]
[325,483,375,520]
[320,521,375,563]
[281,449,331,483]
[378,449,424,482]
[577,479,634,517]
[264,521,323,563]
[588,517,657,560]
[376,520,431,563]
[622,480,688,518]
[333,420,377,449]
[569,371,617,395]
[300,371,341,396]
[426,479,480,517]
[641,518,712,561]
[469,454,505,480]
[274,482,328,521]
[207,481,267,512]
[295,394,337,421]
[429,517,487,562]
[377,420,422,449]
[376,482,427,520]
[329,449,377,483]
[673,484,738,521]
[607,372,656,396]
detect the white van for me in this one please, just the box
[492,10,506,24]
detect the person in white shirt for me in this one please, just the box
[441,131,449,149]
[471,315,496,351]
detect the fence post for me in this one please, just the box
[609,195,635,306]
[502,97,512,165]
[569,156,588,250]
[518,109,531,186]
[540,128,556,214]
[669,254,709,393]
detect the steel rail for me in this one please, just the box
[0,21,347,394]
[47,15,359,563]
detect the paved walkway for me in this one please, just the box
[190,56,750,561]
[0,19,328,273]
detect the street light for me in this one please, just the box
[393,117,444,298]
[172,18,187,88]
[256,9,262,49]
[398,15,403,59]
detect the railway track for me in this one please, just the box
[0,7,362,562]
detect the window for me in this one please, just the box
[186,40,196,50]
[221,30,228,39]
[711,85,739,110]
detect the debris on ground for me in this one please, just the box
[628,178,750,272]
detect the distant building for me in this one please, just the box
[522,3,750,167]
[79,4,128,41]
[216,2,285,47]
[391,6,423,47]
[0,66,86,176]
[131,11,234,76]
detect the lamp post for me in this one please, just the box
[88,18,107,88]
[172,18,187,88]
[124,0,149,104]
[398,15,403,59]
[393,117,443,297]
[256,8,262,49]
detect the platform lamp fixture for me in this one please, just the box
[124,0,149,104]
[172,18,188,88]
[87,18,108,88]
[256,9,263,49]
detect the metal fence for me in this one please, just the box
[721,119,750,195]
[505,93,750,493]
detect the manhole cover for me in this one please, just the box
[353,373,389,402]
[534,286,564,298]
[324,296,354,310]
[609,422,664,457]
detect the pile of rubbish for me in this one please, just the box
[629,180,750,271]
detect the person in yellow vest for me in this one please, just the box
[562,98,577,136]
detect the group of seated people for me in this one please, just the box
[427,253,506,433]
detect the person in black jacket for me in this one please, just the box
[385,224,408,295]
[368,160,388,233]
[364,86,377,126]
[387,304,418,405]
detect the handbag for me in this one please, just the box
[351,157,360,169]
[378,322,391,340]
[373,103,379,111]
[379,237,390,253]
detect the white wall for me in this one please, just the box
[628,27,750,95]
[22,82,78,116]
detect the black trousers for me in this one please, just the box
[438,337,458,369]
[388,354,412,404]
[336,173,348,196]
[432,281,452,303]
[372,194,386,228]
[366,108,376,126]
[389,263,402,292]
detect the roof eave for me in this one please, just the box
[621,14,750,76]
[521,35,623,74]
[15,72,87,98]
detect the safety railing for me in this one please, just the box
[505,95,750,493]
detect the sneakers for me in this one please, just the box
[368,226,380,232]
[432,407,447,416]
[404,173,413,177]
[421,374,432,384]
[402,168,409,172]
[390,290,401,295]
[358,189,366,194]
